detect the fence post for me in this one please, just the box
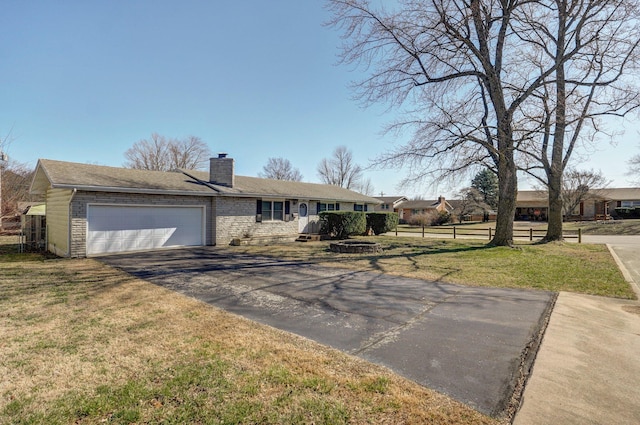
[578,228,582,243]
[422,224,425,238]
[530,228,533,241]
[453,226,457,239]
[488,227,492,240]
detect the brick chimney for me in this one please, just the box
[209,153,234,187]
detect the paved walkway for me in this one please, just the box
[514,236,640,425]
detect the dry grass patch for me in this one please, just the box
[0,254,497,425]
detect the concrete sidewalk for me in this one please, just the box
[514,293,640,425]
[514,238,640,425]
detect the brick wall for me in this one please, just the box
[215,197,298,245]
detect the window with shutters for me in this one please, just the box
[317,202,340,212]
[256,199,290,222]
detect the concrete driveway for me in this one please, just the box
[101,247,555,418]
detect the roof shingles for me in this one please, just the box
[33,159,380,203]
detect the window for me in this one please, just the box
[621,200,640,207]
[353,204,369,212]
[257,200,286,221]
[317,202,340,212]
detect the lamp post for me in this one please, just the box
[0,151,7,232]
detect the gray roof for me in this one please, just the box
[517,188,640,202]
[397,200,442,209]
[30,159,380,203]
[375,196,407,204]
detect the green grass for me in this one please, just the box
[230,236,636,299]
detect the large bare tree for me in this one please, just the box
[328,0,559,246]
[124,133,211,171]
[515,0,640,241]
[259,157,303,181]
[317,146,365,190]
[328,0,639,245]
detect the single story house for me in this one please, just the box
[29,155,381,257]
[396,196,454,223]
[516,188,640,221]
[373,196,408,213]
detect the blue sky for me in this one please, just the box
[1,0,638,198]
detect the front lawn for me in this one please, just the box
[0,251,496,425]
[231,236,635,299]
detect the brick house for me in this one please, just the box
[515,188,640,220]
[396,196,454,223]
[29,156,380,257]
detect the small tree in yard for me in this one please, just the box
[561,169,610,218]
[456,187,492,223]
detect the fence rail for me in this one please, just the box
[395,226,582,243]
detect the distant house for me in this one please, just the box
[29,156,380,257]
[373,196,408,213]
[515,188,640,221]
[396,196,454,223]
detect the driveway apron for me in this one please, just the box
[100,247,555,418]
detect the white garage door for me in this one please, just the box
[87,205,204,255]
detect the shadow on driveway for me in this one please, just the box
[100,247,555,419]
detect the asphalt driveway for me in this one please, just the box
[101,247,555,418]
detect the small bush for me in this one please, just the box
[431,211,452,226]
[319,212,366,239]
[408,211,451,227]
[366,212,398,235]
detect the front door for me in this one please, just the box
[298,201,309,233]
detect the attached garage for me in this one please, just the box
[86,205,205,255]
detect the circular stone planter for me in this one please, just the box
[329,240,382,254]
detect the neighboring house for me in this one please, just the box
[29,156,381,257]
[515,190,549,221]
[396,196,453,223]
[515,188,640,220]
[373,196,408,213]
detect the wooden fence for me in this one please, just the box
[395,226,582,243]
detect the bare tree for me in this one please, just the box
[628,151,640,185]
[317,146,364,190]
[1,160,35,225]
[328,0,557,246]
[515,0,640,241]
[561,169,611,218]
[259,157,303,181]
[167,136,212,170]
[328,0,640,246]
[354,177,375,196]
[455,187,492,223]
[124,133,211,171]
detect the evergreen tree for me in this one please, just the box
[471,169,499,209]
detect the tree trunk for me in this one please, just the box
[544,3,566,243]
[545,173,564,241]
[491,147,517,246]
